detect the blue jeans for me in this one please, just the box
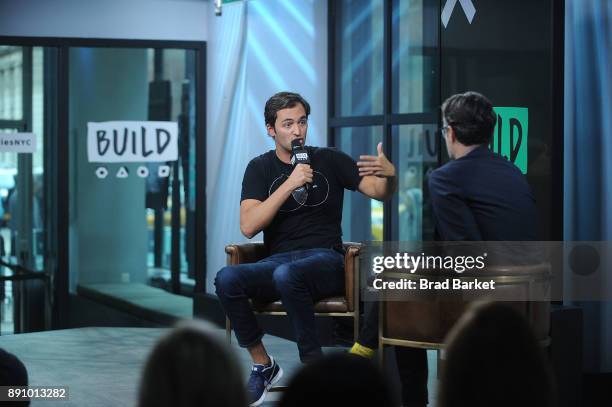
[215,248,345,363]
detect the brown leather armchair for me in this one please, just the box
[378,263,552,364]
[224,242,362,343]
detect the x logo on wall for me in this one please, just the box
[441,0,476,28]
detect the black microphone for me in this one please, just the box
[291,139,310,167]
[290,139,310,204]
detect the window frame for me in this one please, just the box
[328,0,441,241]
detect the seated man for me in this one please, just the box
[215,91,396,406]
[350,91,538,407]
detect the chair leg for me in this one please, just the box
[437,349,446,380]
[353,313,360,343]
[378,299,384,367]
[226,316,232,344]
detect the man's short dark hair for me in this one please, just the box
[264,92,311,127]
[442,91,496,146]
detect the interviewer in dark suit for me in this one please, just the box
[430,91,537,241]
[408,91,538,405]
[351,92,538,407]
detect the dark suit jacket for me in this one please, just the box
[428,145,537,241]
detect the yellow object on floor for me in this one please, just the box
[349,342,374,359]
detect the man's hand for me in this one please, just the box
[357,142,397,201]
[285,163,313,190]
[241,164,312,238]
[357,142,396,178]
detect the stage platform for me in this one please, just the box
[0,326,438,406]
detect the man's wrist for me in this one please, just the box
[279,180,297,194]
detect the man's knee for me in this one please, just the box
[214,266,241,297]
[273,263,302,291]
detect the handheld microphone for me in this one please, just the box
[290,139,310,204]
[291,139,310,167]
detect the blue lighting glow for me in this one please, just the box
[343,1,375,39]
[278,0,314,37]
[247,32,291,90]
[250,0,316,84]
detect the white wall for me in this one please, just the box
[0,0,208,40]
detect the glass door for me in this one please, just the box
[0,45,52,334]
[68,46,199,312]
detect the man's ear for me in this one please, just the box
[266,124,276,138]
[448,126,457,143]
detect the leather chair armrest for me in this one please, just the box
[343,242,362,312]
[225,242,268,265]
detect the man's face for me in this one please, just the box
[267,104,308,153]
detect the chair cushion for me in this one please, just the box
[252,297,349,313]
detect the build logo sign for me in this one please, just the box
[490,107,528,174]
[87,121,178,179]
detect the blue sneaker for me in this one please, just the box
[247,356,283,406]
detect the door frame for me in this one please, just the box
[0,36,207,329]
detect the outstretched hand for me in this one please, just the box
[357,142,396,178]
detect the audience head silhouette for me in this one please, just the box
[279,353,394,407]
[0,348,29,406]
[439,301,555,407]
[138,320,245,407]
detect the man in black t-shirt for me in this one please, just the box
[215,92,396,406]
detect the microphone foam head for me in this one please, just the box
[291,139,304,150]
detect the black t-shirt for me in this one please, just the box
[241,147,361,254]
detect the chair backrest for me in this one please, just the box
[382,263,551,344]
[225,242,268,265]
[343,243,361,311]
